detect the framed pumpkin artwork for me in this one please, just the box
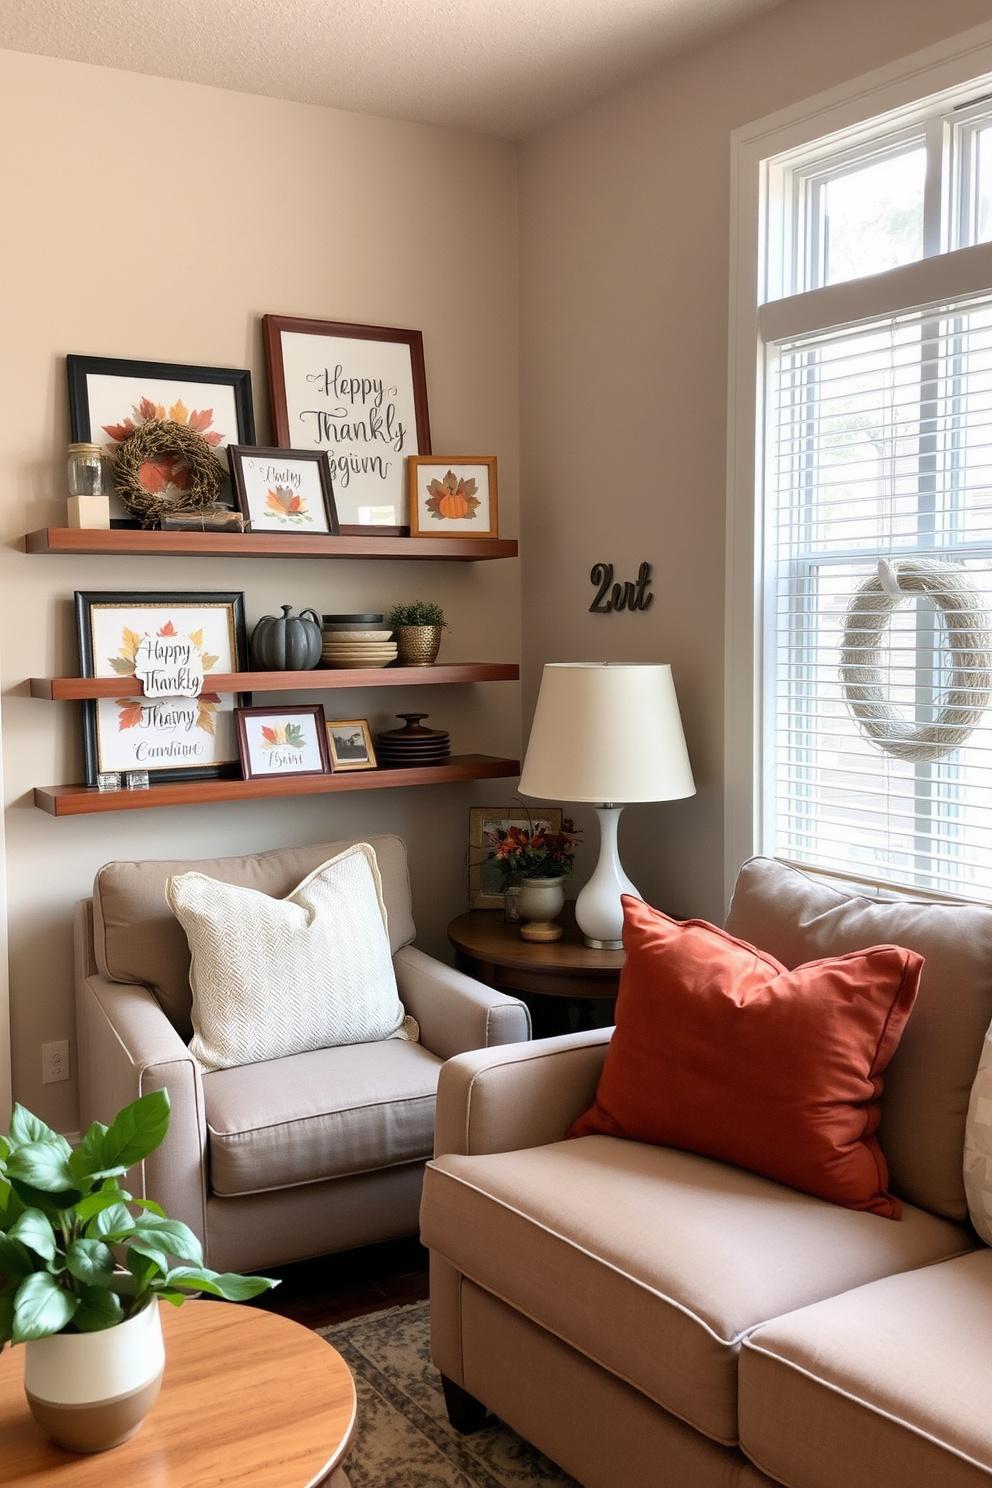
[407,456,498,540]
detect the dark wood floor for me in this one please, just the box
[245,1234,430,1329]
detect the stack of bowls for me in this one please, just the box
[321,613,397,669]
[375,713,451,768]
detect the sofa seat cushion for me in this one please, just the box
[204,1038,442,1196]
[420,1135,974,1447]
[739,1248,992,1488]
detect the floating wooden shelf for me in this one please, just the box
[34,755,520,816]
[29,662,519,701]
[24,528,518,561]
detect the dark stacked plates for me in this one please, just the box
[375,713,451,768]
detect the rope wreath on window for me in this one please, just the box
[112,419,222,528]
[839,559,992,763]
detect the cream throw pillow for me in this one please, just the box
[965,1023,992,1245]
[168,842,405,1071]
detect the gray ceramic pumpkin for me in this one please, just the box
[250,605,322,670]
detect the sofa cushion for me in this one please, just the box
[725,856,992,1220]
[569,896,921,1218]
[420,1135,973,1447]
[92,834,416,1039]
[739,1248,992,1488]
[169,843,404,1071]
[964,1022,992,1245]
[204,1038,442,1195]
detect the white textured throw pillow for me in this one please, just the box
[168,842,405,1071]
[964,1022,992,1245]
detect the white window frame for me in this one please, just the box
[725,19,992,910]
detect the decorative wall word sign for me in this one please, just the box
[133,631,205,699]
[589,561,654,614]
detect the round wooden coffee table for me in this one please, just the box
[0,1300,355,1487]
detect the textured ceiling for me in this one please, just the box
[0,0,789,139]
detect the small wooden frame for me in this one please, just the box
[325,718,377,771]
[408,457,498,540]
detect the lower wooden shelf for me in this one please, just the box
[34,754,520,816]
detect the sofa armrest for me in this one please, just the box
[433,1028,611,1158]
[393,944,531,1059]
[75,901,208,1247]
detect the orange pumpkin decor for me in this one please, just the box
[425,469,480,522]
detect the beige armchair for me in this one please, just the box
[75,834,530,1274]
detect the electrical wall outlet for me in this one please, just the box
[42,1039,70,1085]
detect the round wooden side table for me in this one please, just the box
[448,904,624,1037]
[0,1299,356,1488]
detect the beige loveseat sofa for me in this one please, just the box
[421,857,992,1488]
[75,834,530,1275]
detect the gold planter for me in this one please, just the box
[395,625,442,666]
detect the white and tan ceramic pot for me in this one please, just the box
[23,1298,165,1453]
[518,876,566,942]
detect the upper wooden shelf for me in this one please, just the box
[34,755,520,816]
[30,662,519,701]
[24,528,518,561]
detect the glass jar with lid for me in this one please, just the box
[67,442,105,497]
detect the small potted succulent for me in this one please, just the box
[387,600,448,667]
[0,1090,276,1452]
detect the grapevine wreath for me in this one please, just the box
[112,418,222,527]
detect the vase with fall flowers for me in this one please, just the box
[487,818,580,942]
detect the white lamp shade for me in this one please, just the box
[519,663,695,804]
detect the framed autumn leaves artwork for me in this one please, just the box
[75,591,249,786]
[407,457,498,540]
[228,447,339,534]
[66,355,255,527]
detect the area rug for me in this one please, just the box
[320,1301,580,1487]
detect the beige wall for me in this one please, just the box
[518,0,992,927]
[0,50,520,1128]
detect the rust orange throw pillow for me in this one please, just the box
[569,896,923,1218]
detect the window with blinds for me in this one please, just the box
[766,294,992,897]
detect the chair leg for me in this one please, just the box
[440,1374,489,1433]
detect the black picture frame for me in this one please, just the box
[66,355,256,528]
[75,590,250,786]
[228,446,340,535]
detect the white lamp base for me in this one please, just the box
[574,806,640,948]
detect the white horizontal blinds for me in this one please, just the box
[767,290,992,898]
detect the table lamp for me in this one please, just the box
[518,663,695,948]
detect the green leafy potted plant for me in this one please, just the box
[387,600,448,666]
[0,1090,277,1452]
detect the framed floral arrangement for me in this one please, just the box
[468,806,563,909]
[325,719,377,771]
[407,457,498,540]
[228,446,339,534]
[262,315,431,533]
[236,705,331,780]
[75,591,249,786]
[66,355,255,527]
